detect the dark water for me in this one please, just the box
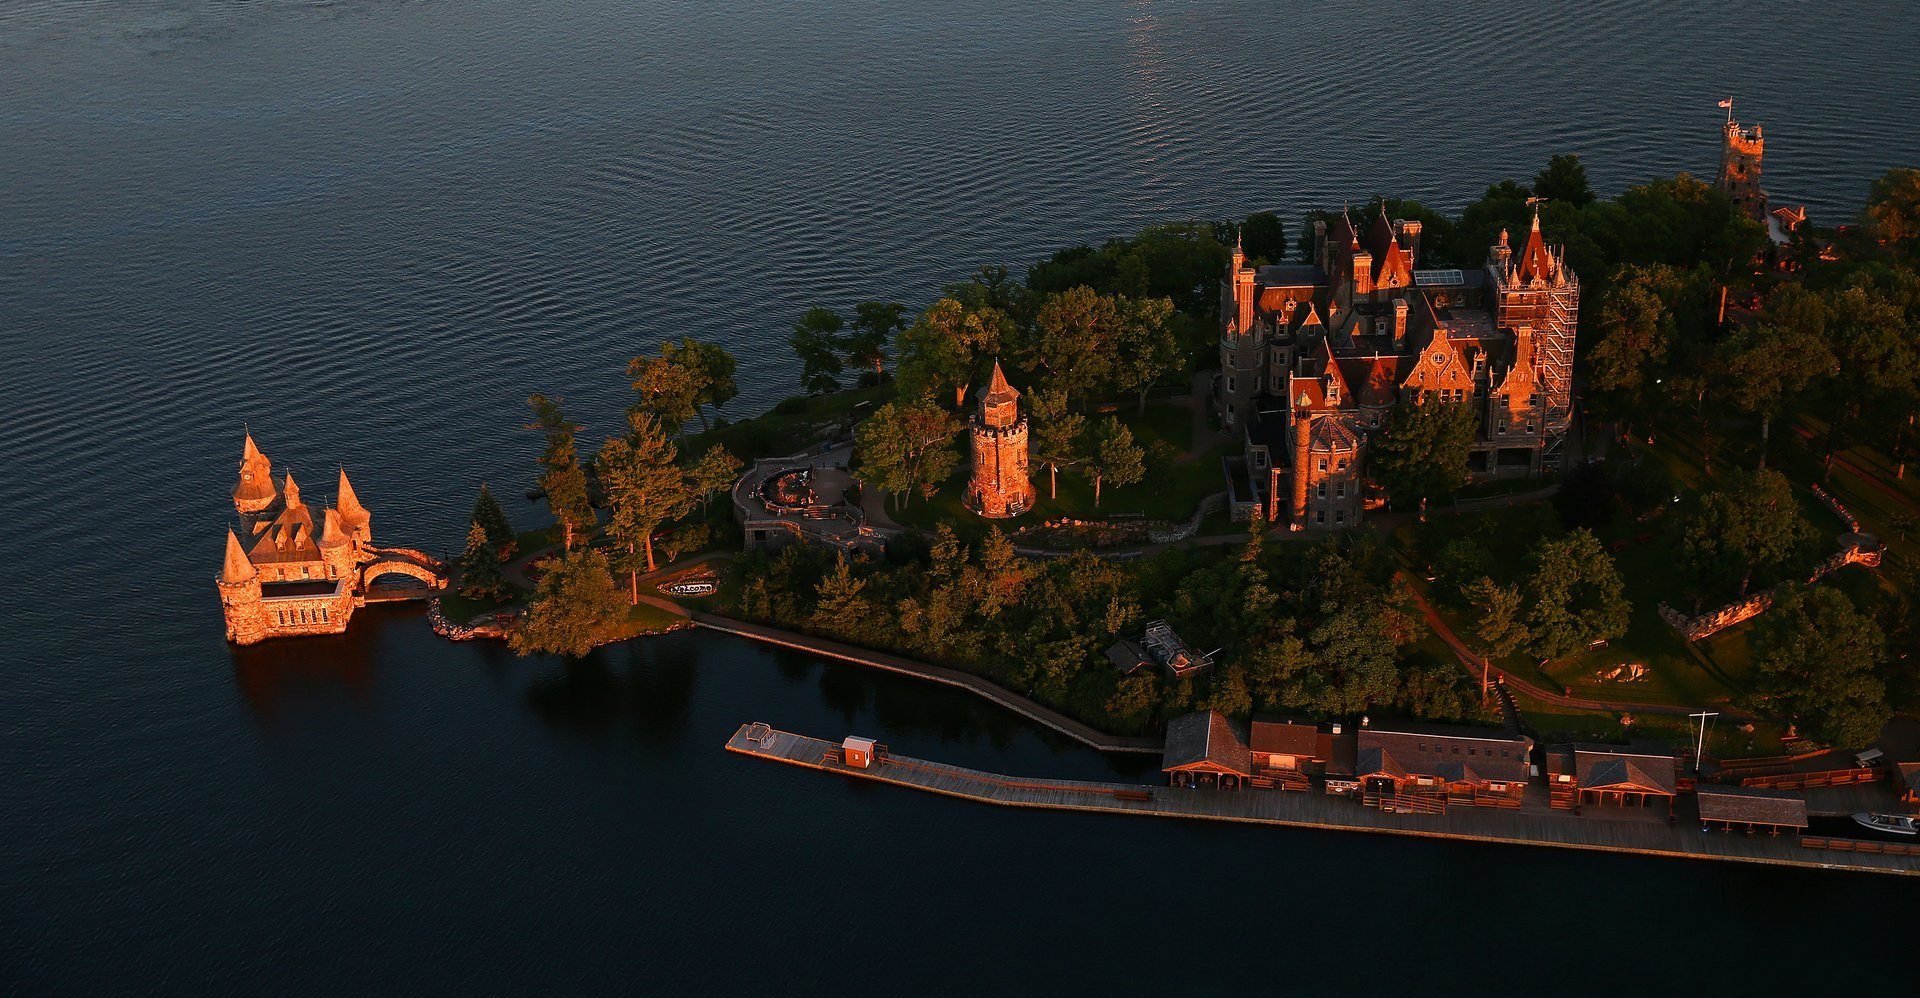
[4,1,1917,993]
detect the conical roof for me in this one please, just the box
[233,432,276,503]
[320,507,353,547]
[982,359,1019,406]
[336,468,369,524]
[283,471,302,510]
[222,529,256,584]
[1517,209,1556,283]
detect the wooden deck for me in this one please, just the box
[724,724,1920,878]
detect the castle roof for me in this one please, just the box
[234,432,276,503]
[222,529,256,584]
[1336,355,1411,407]
[320,507,354,548]
[336,468,369,526]
[981,359,1019,407]
[1309,416,1360,453]
[282,471,303,510]
[1517,210,1557,284]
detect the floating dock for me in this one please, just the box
[725,724,1920,877]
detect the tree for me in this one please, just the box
[1246,633,1315,712]
[1023,287,1120,405]
[1533,154,1596,207]
[1082,416,1144,508]
[629,338,738,432]
[1866,167,1920,246]
[470,483,516,558]
[852,398,962,509]
[596,412,690,595]
[1370,399,1477,509]
[1200,666,1253,717]
[686,443,742,512]
[457,520,508,602]
[1587,267,1678,425]
[811,555,877,642]
[527,394,593,552]
[1822,285,1919,476]
[788,308,845,394]
[1680,468,1816,599]
[1749,583,1890,748]
[895,297,1011,406]
[1714,322,1836,467]
[1463,576,1530,660]
[1026,387,1084,499]
[1105,671,1160,729]
[845,301,907,379]
[1240,211,1287,263]
[509,549,628,657]
[1112,295,1182,413]
[1305,598,1400,714]
[1524,529,1630,659]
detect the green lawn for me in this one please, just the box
[890,402,1232,541]
[1510,690,1788,758]
[687,384,894,461]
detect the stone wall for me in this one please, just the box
[1659,534,1884,642]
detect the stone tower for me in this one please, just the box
[963,361,1036,518]
[233,431,277,516]
[216,528,271,644]
[1719,117,1767,222]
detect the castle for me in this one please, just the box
[1218,205,1579,529]
[963,360,1037,518]
[216,433,445,644]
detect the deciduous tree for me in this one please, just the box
[845,301,907,379]
[1524,529,1630,659]
[789,307,845,394]
[1750,583,1890,748]
[509,549,628,658]
[1370,399,1476,510]
[1027,387,1084,499]
[527,394,593,552]
[853,398,962,509]
[1082,416,1144,508]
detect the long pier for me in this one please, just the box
[724,724,1920,878]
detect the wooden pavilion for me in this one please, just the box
[1248,716,1323,790]
[1161,711,1252,790]
[1352,719,1534,809]
[1570,743,1679,815]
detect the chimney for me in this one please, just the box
[1291,402,1312,530]
[1391,298,1409,352]
[1350,250,1373,297]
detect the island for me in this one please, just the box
[218,110,1920,870]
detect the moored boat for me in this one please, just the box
[1850,812,1918,836]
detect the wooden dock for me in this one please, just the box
[724,724,1920,878]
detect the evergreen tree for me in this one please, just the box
[471,483,516,558]
[457,520,508,602]
[687,444,743,512]
[845,301,908,379]
[596,411,691,593]
[527,394,593,552]
[1463,576,1530,660]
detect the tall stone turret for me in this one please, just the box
[233,432,277,516]
[216,529,271,644]
[1290,400,1311,531]
[1719,117,1767,222]
[336,467,371,544]
[963,361,1036,519]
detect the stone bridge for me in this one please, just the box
[360,547,449,592]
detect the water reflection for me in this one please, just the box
[522,642,699,750]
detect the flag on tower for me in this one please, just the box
[1717,98,1733,109]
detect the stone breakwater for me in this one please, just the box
[428,598,516,642]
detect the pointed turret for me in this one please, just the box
[233,431,277,513]
[320,507,352,548]
[282,471,303,510]
[1517,209,1555,284]
[222,529,257,584]
[978,359,1021,429]
[336,468,363,517]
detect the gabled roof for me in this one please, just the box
[1695,786,1808,828]
[1354,746,1407,780]
[1249,717,1322,758]
[1162,711,1252,776]
[1492,328,1538,405]
[1574,745,1678,795]
[1336,355,1410,407]
[1358,721,1534,784]
[1399,318,1474,395]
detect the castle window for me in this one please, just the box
[1335,483,1345,498]
[1318,460,1328,473]
[1336,511,1345,524]
[321,608,328,622]
[1337,458,1348,470]
[1317,483,1326,498]
[1315,510,1325,524]
[301,566,310,578]
[1227,376,1236,393]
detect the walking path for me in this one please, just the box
[690,613,1162,754]
[726,724,1920,877]
[1399,572,1759,721]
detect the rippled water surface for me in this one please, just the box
[4,1,1918,993]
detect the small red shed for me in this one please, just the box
[842,736,878,769]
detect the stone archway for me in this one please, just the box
[361,557,447,591]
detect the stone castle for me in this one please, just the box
[963,360,1037,518]
[1219,205,1579,529]
[217,433,445,644]
[1718,115,1768,222]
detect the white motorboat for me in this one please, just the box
[1850,812,1918,836]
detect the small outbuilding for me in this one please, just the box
[1105,638,1154,677]
[1695,785,1808,835]
[842,736,879,769]
[1572,742,1679,814]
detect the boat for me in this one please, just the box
[1850,812,1918,836]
